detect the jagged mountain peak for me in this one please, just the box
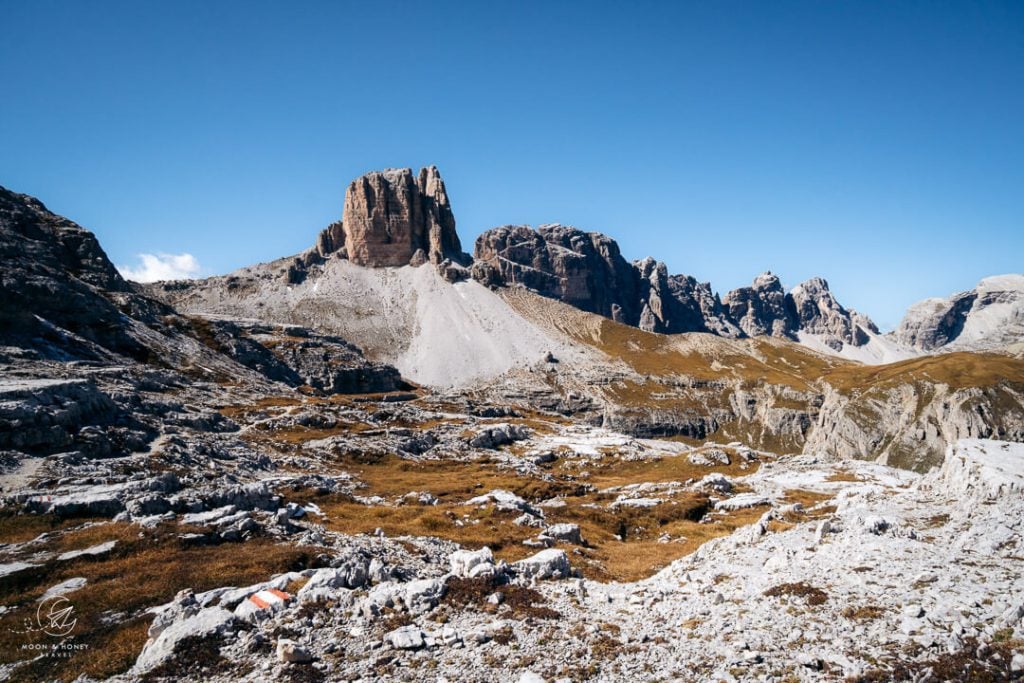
[312,165,467,270]
[751,271,784,290]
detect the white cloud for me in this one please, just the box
[117,252,202,283]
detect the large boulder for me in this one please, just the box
[449,547,496,578]
[402,577,446,614]
[512,548,571,580]
[133,607,235,674]
[386,624,425,650]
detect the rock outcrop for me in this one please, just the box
[893,275,1024,352]
[634,258,738,335]
[473,225,882,348]
[316,166,467,269]
[665,272,741,337]
[804,380,1024,471]
[722,272,798,338]
[473,224,642,325]
[789,277,877,351]
[0,185,144,357]
[0,184,408,395]
[472,224,733,335]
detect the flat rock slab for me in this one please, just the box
[41,577,88,600]
[57,540,117,562]
[0,561,39,579]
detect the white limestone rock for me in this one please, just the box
[133,607,235,674]
[450,547,495,578]
[513,549,571,580]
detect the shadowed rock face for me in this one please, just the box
[666,273,741,337]
[472,226,877,342]
[318,166,466,268]
[472,224,738,335]
[634,257,739,336]
[894,291,981,350]
[0,185,144,356]
[721,274,879,348]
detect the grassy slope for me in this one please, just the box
[503,288,1024,457]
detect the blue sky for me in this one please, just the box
[2,1,1022,329]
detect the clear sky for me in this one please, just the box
[2,1,1022,329]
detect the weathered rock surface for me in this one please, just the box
[174,317,405,395]
[132,607,235,674]
[0,379,121,454]
[789,277,877,350]
[805,381,1024,471]
[473,224,643,325]
[473,224,739,335]
[0,185,151,358]
[512,548,571,580]
[722,272,797,338]
[316,166,467,269]
[474,224,884,350]
[893,274,1024,352]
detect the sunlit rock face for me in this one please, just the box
[318,166,465,268]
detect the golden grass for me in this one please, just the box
[763,581,829,606]
[550,502,769,582]
[331,454,583,502]
[218,394,303,419]
[822,351,1024,392]
[842,604,887,621]
[317,496,539,564]
[0,512,109,545]
[582,449,759,489]
[826,470,863,483]
[780,489,835,509]
[0,523,317,682]
[298,446,776,583]
[583,319,833,391]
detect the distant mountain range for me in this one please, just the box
[161,165,1024,365]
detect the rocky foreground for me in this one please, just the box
[119,438,1024,682]
[2,381,1023,683]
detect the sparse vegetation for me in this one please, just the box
[842,605,886,621]
[0,524,318,682]
[441,576,560,620]
[848,637,1024,682]
[763,582,829,606]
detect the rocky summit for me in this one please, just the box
[1,169,1023,683]
[315,166,467,270]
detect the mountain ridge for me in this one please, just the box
[162,166,1019,364]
